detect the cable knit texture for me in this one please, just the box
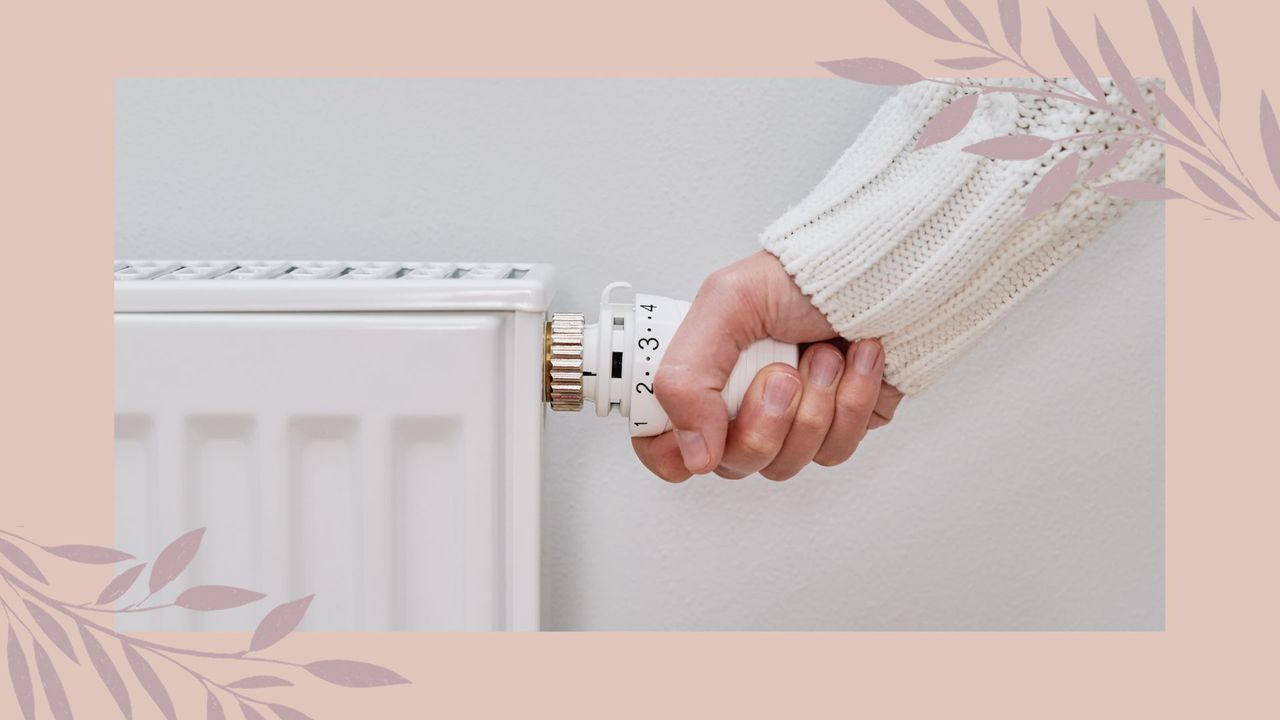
[761,78,1163,395]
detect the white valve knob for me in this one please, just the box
[547,282,798,437]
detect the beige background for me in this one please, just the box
[1,0,1277,716]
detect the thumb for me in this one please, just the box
[654,270,764,474]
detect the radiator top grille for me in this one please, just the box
[114,260,531,282]
[114,260,554,313]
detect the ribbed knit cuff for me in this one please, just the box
[761,79,1163,394]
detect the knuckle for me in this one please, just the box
[736,430,779,460]
[759,465,796,482]
[812,452,843,467]
[652,368,692,405]
[814,450,844,468]
[837,389,876,421]
[814,436,860,467]
[793,408,831,435]
[659,465,691,483]
[700,267,739,297]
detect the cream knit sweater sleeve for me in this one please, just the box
[761,78,1163,395]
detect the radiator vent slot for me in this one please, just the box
[115,261,531,282]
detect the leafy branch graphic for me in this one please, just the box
[819,0,1280,220]
[0,527,409,720]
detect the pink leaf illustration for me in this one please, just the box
[43,544,134,565]
[915,93,980,150]
[1191,9,1221,119]
[962,134,1054,160]
[935,56,1001,70]
[1024,152,1082,218]
[1095,19,1152,123]
[1154,85,1204,144]
[1261,91,1280,192]
[249,595,314,653]
[122,642,176,720]
[1096,180,1185,201]
[304,659,411,688]
[6,626,35,720]
[1180,161,1244,213]
[0,538,47,584]
[268,704,314,720]
[96,563,146,606]
[148,527,205,595]
[885,0,959,42]
[240,702,269,720]
[818,58,924,85]
[1147,0,1195,105]
[1049,11,1111,104]
[1082,138,1136,182]
[32,641,73,720]
[22,600,77,664]
[207,690,226,720]
[944,0,988,42]
[1048,10,1106,102]
[78,625,131,720]
[227,675,293,689]
[175,585,266,612]
[998,0,1022,54]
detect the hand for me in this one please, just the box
[633,251,903,482]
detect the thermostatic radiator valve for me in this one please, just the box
[545,282,798,437]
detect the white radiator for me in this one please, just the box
[113,260,552,632]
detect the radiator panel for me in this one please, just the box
[114,310,540,631]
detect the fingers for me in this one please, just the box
[868,381,904,429]
[714,364,803,478]
[759,343,844,481]
[640,340,901,482]
[813,339,884,467]
[632,432,692,483]
[654,269,763,475]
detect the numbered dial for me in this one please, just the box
[627,294,686,436]
[567,282,798,438]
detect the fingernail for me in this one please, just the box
[675,430,709,471]
[811,348,842,388]
[763,373,800,416]
[854,341,881,375]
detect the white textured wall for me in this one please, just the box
[115,78,1163,630]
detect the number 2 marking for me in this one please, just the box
[636,382,653,394]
